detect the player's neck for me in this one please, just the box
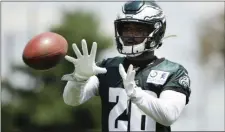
[125,51,157,67]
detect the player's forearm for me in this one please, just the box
[63,80,86,106]
[131,89,186,126]
[63,76,99,106]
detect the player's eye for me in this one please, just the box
[138,28,144,32]
[123,27,132,32]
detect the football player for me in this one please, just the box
[62,1,191,132]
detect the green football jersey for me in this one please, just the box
[97,56,191,132]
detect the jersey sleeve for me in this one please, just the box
[162,65,191,104]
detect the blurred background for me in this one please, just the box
[1,1,224,132]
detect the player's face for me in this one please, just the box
[119,23,151,46]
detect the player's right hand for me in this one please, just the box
[62,39,107,81]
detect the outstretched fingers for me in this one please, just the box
[129,70,136,81]
[127,64,133,75]
[119,64,127,80]
[127,64,135,81]
[65,55,77,64]
[72,43,82,58]
[90,42,97,60]
[81,39,89,56]
[94,67,107,74]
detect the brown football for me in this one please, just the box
[22,32,68,70]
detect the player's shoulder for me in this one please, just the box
[156,58,189,74]
[97,56,125,68]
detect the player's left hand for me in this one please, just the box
[119,64,137,97]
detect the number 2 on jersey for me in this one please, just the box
[108,87,156,131]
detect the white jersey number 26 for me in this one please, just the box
[108,87,157,131]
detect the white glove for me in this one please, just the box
[62,39,107,81]
[119,64,137,98]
